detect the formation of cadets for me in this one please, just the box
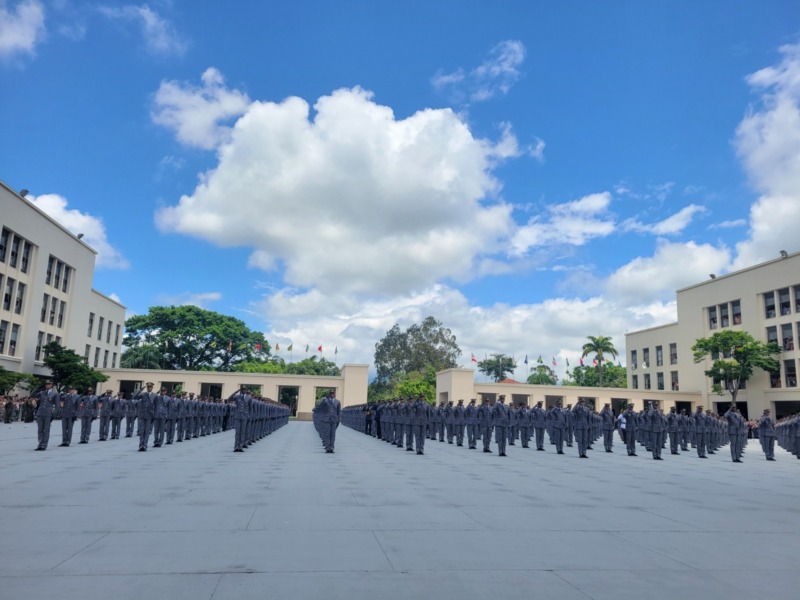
[28,380,288,453]
[343,395,800,462]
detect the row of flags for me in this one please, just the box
[470,353,622,369]
[212,341,338,355]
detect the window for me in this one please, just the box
[9,324,19,356]
[49,296,57,326]
[732,300,741,325]
[14,282,25,315]
[46,333,53,345]
[0,320,7,354]
[112,352,117,368]
[53,261,63,289]
[0,228,9,262]
[642,348,650,368]
[644,373,651,389]
[84,344,91,365]
[655,345,663,367]
[657,372,664,390]
[770,364,782,388]
[630,350,638,370]
[632,375,638,389]
[21,241,32,273]
[106,320,112,343]
[785,359,797,388]
[94,347,100,368]
[45,256,54,285]
[57,300,66,328]
[795,285,800,313]
[764,291,776,318]
[779,288,791,316]
[671,371,679,391]
[767,326,778,345]
[36,331,44,361]
[103,350,109,368]
[3,277,14,311]
[41,293,49,323]
[719,303,729,328]
[88,312,95,337]
[9,235,20,268]
[62,266,71,293]
[97,316,104,341]
[669,343,678,365]
[115,324,120,346]
[782,323,794,351]
[708,306,718,329]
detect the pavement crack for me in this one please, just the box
[372,531,396,572]
[50,532,109,570]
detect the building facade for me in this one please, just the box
[0,180,125,377]
[625,250,800,418]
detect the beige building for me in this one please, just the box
[436,368,701,413]
[0,180,125,377]
[625,250,800,419]
[98,364,369,420]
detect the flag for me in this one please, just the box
[523,355,528,365]
[275,343,280,351]
[593,359,598,366]
[552,357,557,367]
[335,346,338,355]
[537,355,543,364]
[606,359,613,365]
[317,345,322,352]
[255,342,262,351]
[305,344,309,352]
[227,340,232,353]
[566,358,570,367]
[471,353,477,363]
[579,357,584,366]
[287,344,293,352]
[210,341,217,348]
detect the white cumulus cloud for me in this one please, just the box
[622,204,707,236]
[99,3,186,57]
[29,193,130,269]
[0,0,45,61]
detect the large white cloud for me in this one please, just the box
[29,193,130,269]
[0,0,45,61]
[733,41,800,268]
[156,78,519,295]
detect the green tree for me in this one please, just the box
[477,353,516,382]
[394,367,436,403]
[42,342,108,392]
[563,364,627,388]
[0,366,38,395]
[692,330,781,405]
[286,356,341,376]
[124,305,269,371]
[374,316,461,383]
[527,364,557,385]
[581,335,619,387]
[120,345,163,369]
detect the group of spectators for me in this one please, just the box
[2,395,36,423]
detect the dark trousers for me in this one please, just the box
[61,417,75,445]
[36,414,52,449]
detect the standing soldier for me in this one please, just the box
[465,398,479,449]
[572,399,591,458]
[492,395,510,457]
[317,390,341,453]
[757,409,776,461]
[564,403,574,447]
[507,401,517,446]
[478,396,493,453]
[532,401,547,451]
[110,393,124,440]
[678,409,689,451]
[516,403,530,449]
[648,405,666,460]
[152,387,168,447]
[550,401,566,454]
[444,400,455,444]
[98,390,113,441]
[34,380,59,451]
[124,393,137,438]
[58,386,79,447]
[623,404,638,456]
[454,399,466,446]
[230,386,249,452]
[78,387,98,444]
[600,403,615,452]
[693,406,707,458]
[724,404,743,463]
[134,383,156,451]
[410,393,429,455]
[666,406,680,455]
[165,391,179,444]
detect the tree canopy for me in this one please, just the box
[581,335,619,387]
[42,342,108,392]
[526,364,557,385]
[563,364,627,388]
[123,305,270,371]
[478,353,516,382]
[692,330,781,404]
[374,316,461,383]
[0,366,38,395]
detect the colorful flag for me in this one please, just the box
[606,359,613,365]
[593,359,599,366]
[287,344,293,352]
[537,355,543,364]
[255,342,262,351]
[471,353,477,363]
[579,357,584,366]
[275,343,280,351]
[210,341,217,348]
[227,340,232,353]
[317,345,322,352]
[524,355,528,365]
[552,357,557,367]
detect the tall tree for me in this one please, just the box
[477,353,516,382]
[42,342,108,392]
[120,345,163,369]
[527,364,557,385]
[563,364,627,388]
[581,335,619,387]
[374,316,460,383]
[0,366,38,395]
[286,356,341,377]
[124,305,269,371]
[692,330,781,405]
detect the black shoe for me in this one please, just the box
[655,457,663,460]
[79,440,87,444]
[767,457,776,461]
[58,443,67,447]
[406,448,414,451]
[417,451,424,455]
[537,448,544,451]
[580,454,588,458]
[499,453,506,457]
[139,448,146,452]
[35,447,44,451]
[631,453,638,456]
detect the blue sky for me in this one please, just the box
[2,1,799,378]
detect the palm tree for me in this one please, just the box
[120,345,161,369]
[581,335,618,387]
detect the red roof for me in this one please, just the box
[498,378,523,384]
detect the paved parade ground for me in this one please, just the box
[1,420,799,600]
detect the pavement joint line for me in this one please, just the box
[607,530,697,571]
[551,569,597,600]
[207,573,225,600]
[372,530,397,573]
[244,506,258,531]
[50,532,109,571]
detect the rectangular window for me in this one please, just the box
[45,256,54,285]
[46,333,53,345]
[62,265,71,293]
[88,312,95,337]
[41,293,49,323]
[0,320,7,354]
[779,287,791,316]
[9,235,20,268]
[644,373,651,389]
[53,261,63,289]
[14,282,25,315]
[49,296,57,326]
[719,303,729,328]
[94,347,100,368]
[657,372,664,390]
[112,352,117,368]
[106,320,112,344]
[3,277,14,311]
[115,324,120,346]
[84,344,91,365]
[630,350,637,370]
[632,374,638,389]
[782,323,794,351]
[103,350,109,369]
[21,241,32,273]
[767,326,778,345]
[708,305,718,329]
[36,331,44,361]
[9,324,20,356]
[785,359,797,388]
[795,285,800,313]
[0,228,9,262]
[57,300,66,328]
[669,343,678,365]
[764,291,776,318]
[655,345,663,367]
[671,371,679,391]
[642,347,650,368]
[770,364,782,388]
[731,300,741,325]
[97,316,104,341]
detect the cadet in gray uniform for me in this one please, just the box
[531,401,546,451]
[724,404,743,462]
[454,399,466,446]
[648,405,666,460]
[693,406,707,458]
[315,390,341,453]
[110,393,124,439]
[516,403,530,448]
[124,394,137,437]
[666,406,680,454]
[34,380,59,450]
[134,383,156,451]
[152,388,168,447]
[58,386,79,447]
[572,399,591,458]
[229,386,249,452]
[564,403,574,447]
[410,393,429,454]
[507,402,517,446]
[478,397,493,452]
[465,398,478,449]
[492,395,509,456]
[98,390,113,440]
[444,400,455,444]
[757,409,776,461]
[78,388,98,444]
[600,403,615,452]
[623,405,638,456]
